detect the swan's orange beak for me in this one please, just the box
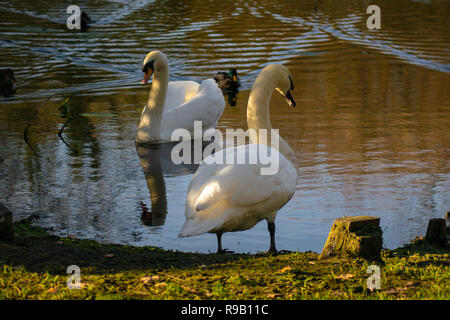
[141,69,153,85]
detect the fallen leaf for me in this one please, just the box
[134,291,149,296]
[140,275,160,284]
[181,286,197,293]
[267,293,280,298]
[278,266,292,273]
[47,287,59,294]
[382,287,409,295]
[335,273,354,280]
[383,289,399,295]
[154,282,167,288]
[140,277,152,284]
[395,287,408,292]
[79,283,87,289]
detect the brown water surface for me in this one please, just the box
[0,0,449,252]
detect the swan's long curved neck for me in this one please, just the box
[136,65,169,143]
[247,69,297,165]
[146,67,169,113]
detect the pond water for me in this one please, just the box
[0,0,449,253]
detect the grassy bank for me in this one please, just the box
[0,218,448,300]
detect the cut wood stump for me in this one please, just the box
[445,211,449,230]
[425,218,446,246]
[319,216,382,260]
[446,213,450,246]
[0,203,13,241]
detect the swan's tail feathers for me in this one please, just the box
[178,218,222,238]
[201,78,221,90]
[200,79,225,100]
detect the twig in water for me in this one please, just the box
[24,93,61,160]
[57,113,81,155]
[24,90,83,158]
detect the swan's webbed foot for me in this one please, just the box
[217,248,234,254]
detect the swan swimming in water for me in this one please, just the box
[136,51,225,145]
[178,64,298,253]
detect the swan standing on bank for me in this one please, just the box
[136,51,225,145]
[178,64,298,253]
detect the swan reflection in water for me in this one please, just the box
[136,141,210,226]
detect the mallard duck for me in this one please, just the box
[0,69,16,97]
[136,51,225,145]
[178,64,298,254]
[80,11,92,32]
[213,68,241,92]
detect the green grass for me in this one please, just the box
[0,219,448,300]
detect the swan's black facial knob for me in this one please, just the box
[285,75,295,107]
[142,60,154,73]
[289,75,294,91]
[141,60,155,85]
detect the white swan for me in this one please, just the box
[178,64,298,253]
[136,51,226,145]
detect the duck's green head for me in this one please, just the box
[227,68,239,83]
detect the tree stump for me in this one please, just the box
[319,216,382,260]
[445,211,449,230]
[0,203,13,241]
[446,213,450,245]
[425,218,446,246]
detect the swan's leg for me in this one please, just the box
[216,233,223,253]
[216,233,233,254]
[267,221,277,254]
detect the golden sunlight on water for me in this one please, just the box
[0,0,449,252]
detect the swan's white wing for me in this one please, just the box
[192,146,296,211]
[164,81,200,114]
[161,79,225,139]
[179,144,298,237]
